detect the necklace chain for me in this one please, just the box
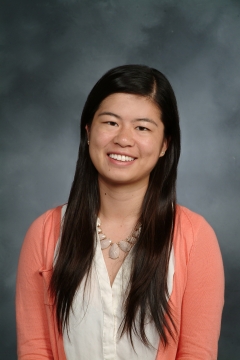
[97,218,141,260]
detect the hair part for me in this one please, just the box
[50,64,181,347]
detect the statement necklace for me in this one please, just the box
[97,217,141,260]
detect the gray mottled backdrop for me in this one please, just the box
[1,0,240,359]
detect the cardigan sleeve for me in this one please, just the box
[176,216,224,359]
[16,211,56,359]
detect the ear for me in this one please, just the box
[159,137,169,157]
[85,125,90,138]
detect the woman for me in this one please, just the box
[16,65,224,359]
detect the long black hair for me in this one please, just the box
[50,64,181,347]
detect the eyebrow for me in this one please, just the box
[98,111,158,127]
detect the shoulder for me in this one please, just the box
[25,205,65,242]
[28,205,63,232]
[20,205,64,269]
[176,204,213,231]
[175,204,217,242]
[174,205,223,270]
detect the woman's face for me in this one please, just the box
[86,93,167,188]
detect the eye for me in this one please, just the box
[136,126,150,131]
[106,121,118,127]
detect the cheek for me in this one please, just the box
[91,127,111,146]
[88,148,102,174]
[89,134,109,164]
[142,138,162,159]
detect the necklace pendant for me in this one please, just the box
[118,240,132,252]
[109,243,119,259]
[100,239,112,249]
[99,233,106,240]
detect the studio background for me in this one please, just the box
[1,0,240,359]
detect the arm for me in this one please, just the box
[16,213,54,359]
[176,218,224,359]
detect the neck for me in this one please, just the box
[98,177,148,224]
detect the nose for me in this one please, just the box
[113,125,134,147]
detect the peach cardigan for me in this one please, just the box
[16,205,224,359]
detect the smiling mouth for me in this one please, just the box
[108,153,135,162]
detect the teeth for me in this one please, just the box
[109,154,135,162]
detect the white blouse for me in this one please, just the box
[57,205,175,360]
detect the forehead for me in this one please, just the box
[96,93,162,120]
